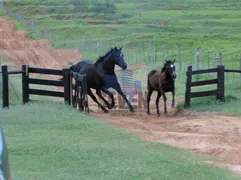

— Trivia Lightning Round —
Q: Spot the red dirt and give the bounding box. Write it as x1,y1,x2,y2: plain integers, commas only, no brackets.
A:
1,16,241,176
0,16,80,70
89,99,241,175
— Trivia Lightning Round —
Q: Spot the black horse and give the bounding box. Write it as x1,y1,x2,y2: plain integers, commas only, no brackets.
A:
70,47,134,113
147,60,176,116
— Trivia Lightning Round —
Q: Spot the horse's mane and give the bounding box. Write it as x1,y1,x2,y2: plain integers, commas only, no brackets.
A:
94,48,114,65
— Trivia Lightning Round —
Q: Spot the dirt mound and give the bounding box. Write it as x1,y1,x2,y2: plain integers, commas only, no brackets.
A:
0,16,80,69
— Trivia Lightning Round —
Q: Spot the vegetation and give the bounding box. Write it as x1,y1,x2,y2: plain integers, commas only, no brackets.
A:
1,1,241,179
0,102,239,180
183,82,241,115
3,0,241,64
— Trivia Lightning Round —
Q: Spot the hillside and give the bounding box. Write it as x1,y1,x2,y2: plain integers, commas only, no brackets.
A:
0,16,80,69
4,0,241,57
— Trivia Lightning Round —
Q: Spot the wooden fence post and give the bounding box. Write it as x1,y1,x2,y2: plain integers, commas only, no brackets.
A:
184,65,192,108
195,48,199,70
213,53,217,68
162,43,166,65
217,65,225,101
69,72,73,105
240,54,241,80
63,68,71,105
178,44,181,71
219,52,222,65
1,65,9,108
22,65,29,104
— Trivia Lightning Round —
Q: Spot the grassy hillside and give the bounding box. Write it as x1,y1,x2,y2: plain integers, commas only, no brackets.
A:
3,0,241,65
0,102,239,180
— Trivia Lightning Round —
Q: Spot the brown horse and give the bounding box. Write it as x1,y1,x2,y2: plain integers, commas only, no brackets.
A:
147,60,176,116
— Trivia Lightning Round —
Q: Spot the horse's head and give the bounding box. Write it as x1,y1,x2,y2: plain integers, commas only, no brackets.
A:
163,60,176,79
112,46,127,70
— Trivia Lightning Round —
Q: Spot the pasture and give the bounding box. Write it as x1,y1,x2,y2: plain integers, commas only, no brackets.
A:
1,0,241,179
5,0,241,65
0,102,240,180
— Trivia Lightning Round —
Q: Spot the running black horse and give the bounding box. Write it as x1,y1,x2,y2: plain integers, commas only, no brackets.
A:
70,47,134,113
147,60,176,116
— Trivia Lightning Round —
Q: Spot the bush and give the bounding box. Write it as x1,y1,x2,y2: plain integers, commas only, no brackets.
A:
91,0,116,14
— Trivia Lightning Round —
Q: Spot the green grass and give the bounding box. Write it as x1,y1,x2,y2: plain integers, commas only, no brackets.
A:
183,81,241,115
0,101,239,180
3,0,241,67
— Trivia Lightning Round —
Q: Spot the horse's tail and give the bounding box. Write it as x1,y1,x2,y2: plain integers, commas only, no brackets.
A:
147,70,157,89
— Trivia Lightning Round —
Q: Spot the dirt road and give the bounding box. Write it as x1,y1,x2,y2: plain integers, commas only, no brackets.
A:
90,102,241,175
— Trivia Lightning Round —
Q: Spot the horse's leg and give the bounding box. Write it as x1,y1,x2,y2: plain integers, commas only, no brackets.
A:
160,88,167,114
101,88,115,109
113,83,134,112
96,89,112,109
147,88,153,115
171,89,175,108
156,91,161,116
87,88,109,113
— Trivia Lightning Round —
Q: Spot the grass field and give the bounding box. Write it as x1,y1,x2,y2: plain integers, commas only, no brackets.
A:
0,102,239,180
3,0,241,66
1,1,241,179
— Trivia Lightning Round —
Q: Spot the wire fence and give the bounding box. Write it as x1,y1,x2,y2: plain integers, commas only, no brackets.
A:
1,1,241,107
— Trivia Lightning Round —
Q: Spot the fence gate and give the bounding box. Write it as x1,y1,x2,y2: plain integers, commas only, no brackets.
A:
1,65,89,114
70,71,88,113
185,65,225,107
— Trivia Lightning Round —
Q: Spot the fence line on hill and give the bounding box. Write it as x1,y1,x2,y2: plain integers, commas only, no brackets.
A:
2,1,241,73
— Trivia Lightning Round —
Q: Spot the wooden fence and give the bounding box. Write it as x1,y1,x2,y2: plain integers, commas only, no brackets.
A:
185,65,241,107
70,71,89,113
1,65,88,113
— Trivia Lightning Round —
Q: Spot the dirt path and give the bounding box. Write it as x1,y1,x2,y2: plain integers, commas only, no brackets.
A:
88,102,241,175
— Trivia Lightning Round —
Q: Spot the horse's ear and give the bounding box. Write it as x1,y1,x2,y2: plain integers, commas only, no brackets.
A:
119,46,122,51
173,59,176,63
114,46,117,50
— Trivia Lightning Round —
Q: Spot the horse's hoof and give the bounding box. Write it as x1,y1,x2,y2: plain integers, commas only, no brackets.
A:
107,102,115,109
107,105,112,110
130,108,135,113
171,105,175,108
103,109,109,113
157,113,160,117
164,112,167,115
147,112,151,115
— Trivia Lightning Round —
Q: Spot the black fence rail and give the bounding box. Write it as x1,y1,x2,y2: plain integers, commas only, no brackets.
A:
22,65,70,104
185,65,241,107
1,65,88,113
185,65,225,107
